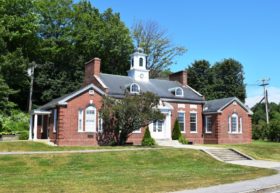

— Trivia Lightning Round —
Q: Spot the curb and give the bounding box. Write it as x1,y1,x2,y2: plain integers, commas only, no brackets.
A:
240,183,280,193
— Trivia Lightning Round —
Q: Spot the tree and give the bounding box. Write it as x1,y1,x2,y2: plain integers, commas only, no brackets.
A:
213,59,246,102
100,92,164,145
0,75,16,114
172,119,181,140
187,60,214,99
141,128,155,146
132,20,186,78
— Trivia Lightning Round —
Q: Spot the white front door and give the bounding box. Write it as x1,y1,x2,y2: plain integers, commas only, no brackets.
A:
149,111,171,139
85,106,96,132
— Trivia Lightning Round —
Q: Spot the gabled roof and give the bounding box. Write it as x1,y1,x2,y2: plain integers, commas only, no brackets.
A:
99,73,204,102
203,97,253,115
38,84,105,110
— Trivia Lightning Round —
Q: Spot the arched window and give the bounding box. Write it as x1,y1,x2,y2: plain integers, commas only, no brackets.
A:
130,83,140,94
85,106,96,132
139,57,143,67
175,87,184,97
131,58,134,67
228,113,242,133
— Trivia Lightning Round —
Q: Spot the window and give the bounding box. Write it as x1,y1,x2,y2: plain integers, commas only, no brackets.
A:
85,106,96,132
131,58,134,67
130,83,140,94
190,112,197,133
228,113,242,134
53,109,57,133
78,109,83,132
205,116,212,133
175,87,184,97
178,112,185,132
139,57,143,67
98,112,103,132
153,120,163,132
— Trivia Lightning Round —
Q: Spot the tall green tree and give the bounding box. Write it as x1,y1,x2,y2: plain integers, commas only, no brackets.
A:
187,60,214,99
213,58,246,102
0,75,16,114
0,0,39,110
132,20,186,78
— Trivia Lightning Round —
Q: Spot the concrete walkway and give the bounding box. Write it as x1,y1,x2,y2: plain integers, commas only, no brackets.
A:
173,172,280,193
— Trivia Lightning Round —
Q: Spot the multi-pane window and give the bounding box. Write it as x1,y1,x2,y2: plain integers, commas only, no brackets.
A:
78,109,83,132
85,106,96,132
175,88,183,97
130,83,140,94
178,112,185,132
228,114,242,134
153,120,163,132
190,112,197,133
205,116,212,133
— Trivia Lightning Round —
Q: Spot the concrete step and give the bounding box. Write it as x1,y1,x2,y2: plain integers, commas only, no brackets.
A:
205,149,251,162
155,139,181,146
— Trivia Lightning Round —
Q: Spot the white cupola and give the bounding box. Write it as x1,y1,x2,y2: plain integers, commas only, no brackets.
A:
127,47,150,81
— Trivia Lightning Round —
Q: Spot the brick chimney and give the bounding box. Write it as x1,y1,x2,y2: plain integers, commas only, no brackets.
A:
169,71,188,85
84,57,101,85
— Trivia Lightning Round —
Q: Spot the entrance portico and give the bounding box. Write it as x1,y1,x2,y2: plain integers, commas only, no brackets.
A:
149,101,173,140
29,110,51,140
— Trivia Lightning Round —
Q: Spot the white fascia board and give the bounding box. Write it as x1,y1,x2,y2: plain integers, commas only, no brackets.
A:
31,110,51,115
57,84,106,105
218,97,253,115
184,85,203,97
94,75,108,89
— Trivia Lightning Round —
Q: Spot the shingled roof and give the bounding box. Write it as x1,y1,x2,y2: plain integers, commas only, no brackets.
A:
99,73,204,102
203,97,253,115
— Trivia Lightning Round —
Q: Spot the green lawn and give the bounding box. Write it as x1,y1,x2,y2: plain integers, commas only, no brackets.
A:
0,149,276,193
223,141,280,161
0,141,145,152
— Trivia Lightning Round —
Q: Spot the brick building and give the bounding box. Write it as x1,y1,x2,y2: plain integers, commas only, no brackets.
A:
29,48,253,146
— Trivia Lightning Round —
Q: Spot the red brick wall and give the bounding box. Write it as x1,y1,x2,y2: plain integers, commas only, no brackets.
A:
56,90,103,146
169,102,204,144
203,114,219,144
215,102,252,144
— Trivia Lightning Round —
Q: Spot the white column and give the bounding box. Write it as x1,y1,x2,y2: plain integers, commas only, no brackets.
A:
33,114,38,140
28,115,33,140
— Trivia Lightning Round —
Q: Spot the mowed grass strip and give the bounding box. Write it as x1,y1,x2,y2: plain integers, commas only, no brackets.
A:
0,141,144,152
0,149,275,193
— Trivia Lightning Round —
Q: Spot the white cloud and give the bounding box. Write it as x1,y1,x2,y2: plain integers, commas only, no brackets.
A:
246,86,280,108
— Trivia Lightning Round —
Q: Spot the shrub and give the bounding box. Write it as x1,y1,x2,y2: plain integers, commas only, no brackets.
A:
178,135,188,144
142,128,155,146
172,119,182,140
19,130,29,140
252,121,267,140
266,120,280,142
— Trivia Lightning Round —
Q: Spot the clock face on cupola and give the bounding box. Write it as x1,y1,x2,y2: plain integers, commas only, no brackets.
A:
127,47,150,82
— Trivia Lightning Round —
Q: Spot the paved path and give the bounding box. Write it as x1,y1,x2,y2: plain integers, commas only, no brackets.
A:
0,147,165,155
173,172,280,193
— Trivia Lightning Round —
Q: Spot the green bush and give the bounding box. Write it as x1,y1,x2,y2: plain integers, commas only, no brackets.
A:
178,135,188,144
266,120,280,142
252,120,267,140
142,128,155,146
0,110,29,135
19,130,29,140
172,119,182,140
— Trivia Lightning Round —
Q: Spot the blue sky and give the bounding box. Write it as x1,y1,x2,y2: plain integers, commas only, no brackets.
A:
91,0,280,106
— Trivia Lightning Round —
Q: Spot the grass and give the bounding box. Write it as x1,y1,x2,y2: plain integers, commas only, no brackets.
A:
0,149,276,193
0,141,147,152
204,140,280,161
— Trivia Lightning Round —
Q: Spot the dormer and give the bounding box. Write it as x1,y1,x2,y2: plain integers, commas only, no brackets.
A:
168,87,184,97
128,48,150,81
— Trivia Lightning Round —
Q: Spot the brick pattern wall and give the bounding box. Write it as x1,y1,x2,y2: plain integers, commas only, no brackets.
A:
215,102,252,144
56,91,103,146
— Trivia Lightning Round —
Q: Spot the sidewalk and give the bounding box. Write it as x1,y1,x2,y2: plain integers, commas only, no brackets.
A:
173,172,280,193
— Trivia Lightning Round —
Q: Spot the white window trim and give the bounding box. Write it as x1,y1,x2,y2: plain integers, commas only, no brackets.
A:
228,113,242,134
85,106,96,132
205,115,212,134
130,83,140,94
239,117,243,133
97,112,103,133
78,109,84,132
152,120,164,133
53,109,57,133
175,87,184,97
178,111,185,133
190,111,197,133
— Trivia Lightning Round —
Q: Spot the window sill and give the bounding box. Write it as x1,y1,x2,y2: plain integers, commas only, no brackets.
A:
190,131,197,134
228,132,242,135
180,131,186,133
205,132,212,134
